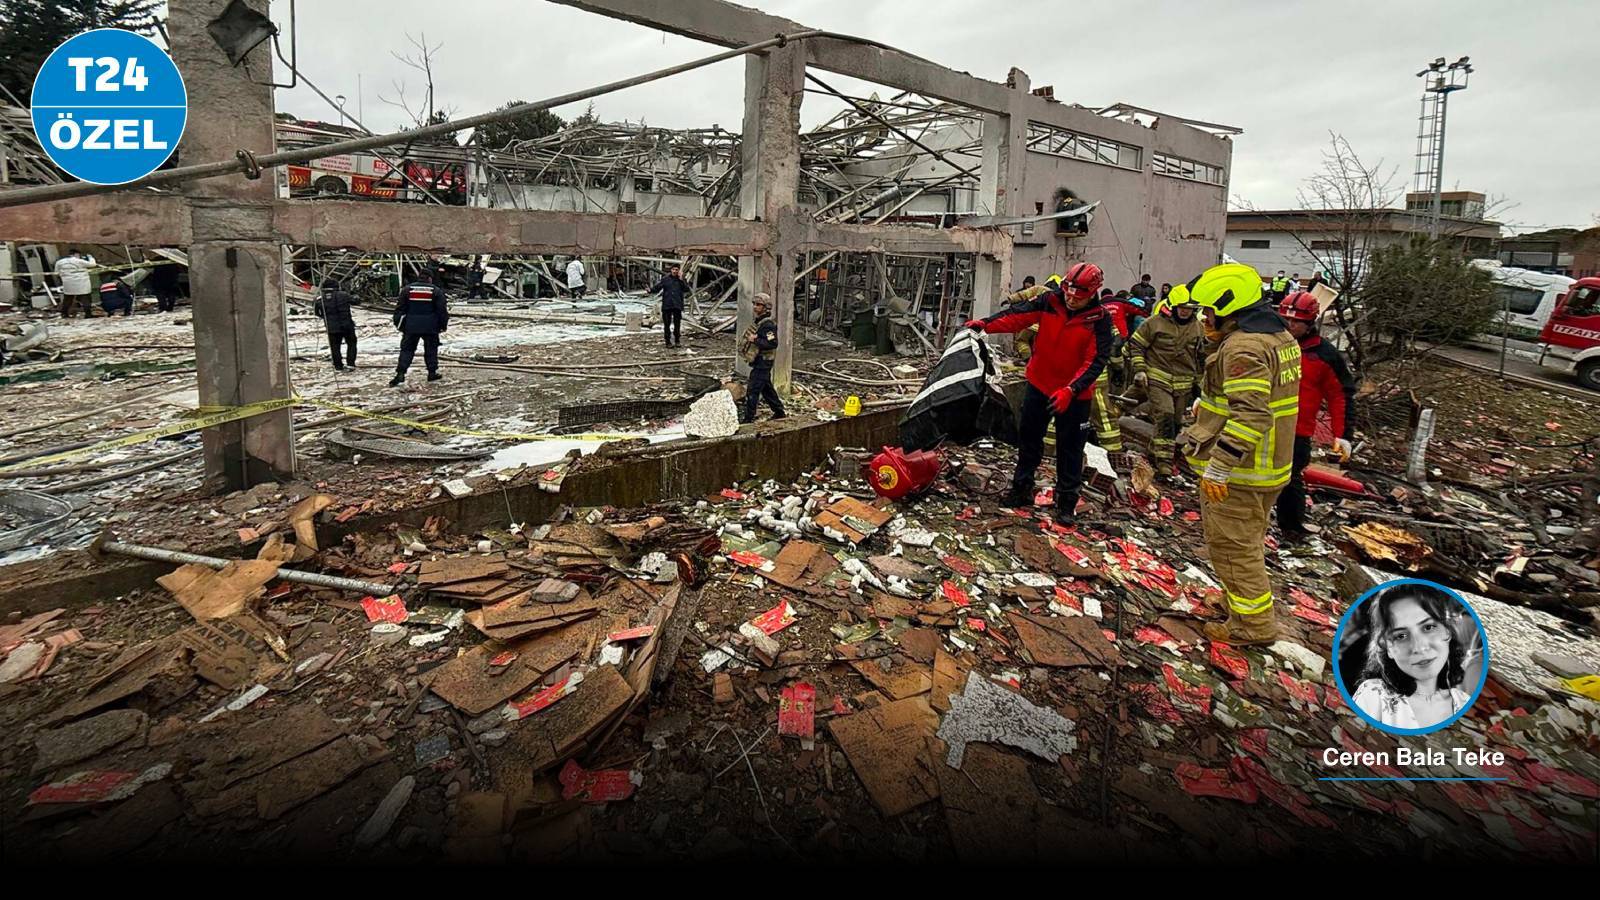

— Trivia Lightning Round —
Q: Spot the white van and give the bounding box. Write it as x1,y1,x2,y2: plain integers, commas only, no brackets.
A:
1471,260,1575,340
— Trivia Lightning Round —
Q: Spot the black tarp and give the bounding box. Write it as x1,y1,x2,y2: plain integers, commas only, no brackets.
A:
898,329,1019,451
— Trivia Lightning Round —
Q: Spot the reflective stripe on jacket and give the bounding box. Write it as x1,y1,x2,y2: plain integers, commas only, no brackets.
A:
1128,311,1205,391
1181,314,1301,490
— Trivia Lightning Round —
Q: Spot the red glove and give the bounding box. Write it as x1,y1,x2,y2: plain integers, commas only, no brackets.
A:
963,319,985,332
1050,387,1073,413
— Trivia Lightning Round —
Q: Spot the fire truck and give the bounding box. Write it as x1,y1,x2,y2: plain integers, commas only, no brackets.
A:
275,120,470,204
1536,276,1600,390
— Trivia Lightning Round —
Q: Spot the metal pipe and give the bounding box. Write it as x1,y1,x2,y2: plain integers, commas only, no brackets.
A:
98,538,399,596
0,29,833,210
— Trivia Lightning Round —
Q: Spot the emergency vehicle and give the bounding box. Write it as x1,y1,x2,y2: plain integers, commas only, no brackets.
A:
1536,276,1600,390
275,121,469,204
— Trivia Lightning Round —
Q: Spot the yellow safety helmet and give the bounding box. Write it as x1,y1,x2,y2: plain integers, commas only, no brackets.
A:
1185,263,1263,318
1151,284,1191,317
1045,273,1062,287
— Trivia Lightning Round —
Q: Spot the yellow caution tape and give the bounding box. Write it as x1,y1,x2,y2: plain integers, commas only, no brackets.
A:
0,395,643,475
0,397,300,475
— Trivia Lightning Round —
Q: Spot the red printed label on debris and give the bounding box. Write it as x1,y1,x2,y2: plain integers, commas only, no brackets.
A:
1158,498,1175,517
1288,587,1322,609
720,488,746,500
1127,682,1185,725
1291,604,1336,629
832,695,850,716
778,682,816,739
506,675,577,720
1174,762,1258,804
1162,664,1212,714
1053,542,1093,568
1239,728,1270,759
1209,642,1251,680
1052,587,1082,612
1323,687,1344,710
729,550,774,572
1276,670,1322,706
28,771,136,805
489,651,518,667
1521,762,1600,799
749,601,796,635
1135,626,1181,652
955,506,978,521
1182,511,1200,522
386,562,409,574
361,594,408,624
1230,755,1334,828
942,581,972,607
559,760,637,803
941,555,977,577
965,617,987,632
608,625,657,642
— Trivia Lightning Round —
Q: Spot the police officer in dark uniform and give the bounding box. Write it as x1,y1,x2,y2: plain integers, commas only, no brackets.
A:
739,292,786,424
391,269,449,386
316,277,359,370
97,274,135,317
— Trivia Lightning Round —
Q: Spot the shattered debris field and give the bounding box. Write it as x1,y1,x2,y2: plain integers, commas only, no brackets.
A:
2,329,1599,862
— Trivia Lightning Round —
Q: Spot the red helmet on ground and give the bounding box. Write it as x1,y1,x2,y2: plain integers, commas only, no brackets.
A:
1278,290,1320,323
1060,262,1104,300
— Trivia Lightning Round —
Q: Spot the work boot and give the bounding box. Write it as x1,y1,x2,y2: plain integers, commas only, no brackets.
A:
1002,484,1033,509
1202,611,1279,647
427,372,443,382
389,374,405,387
1053,506,1076,528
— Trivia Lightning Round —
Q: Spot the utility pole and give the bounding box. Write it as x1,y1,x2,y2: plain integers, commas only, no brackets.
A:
1413,56,1473,239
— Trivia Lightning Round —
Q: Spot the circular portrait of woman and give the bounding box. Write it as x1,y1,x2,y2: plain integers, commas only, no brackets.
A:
1332,578,1490,736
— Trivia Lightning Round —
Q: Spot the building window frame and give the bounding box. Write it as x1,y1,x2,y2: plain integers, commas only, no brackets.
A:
1025,121,1142,172
1153,152,1225,186
1240,238,1271,249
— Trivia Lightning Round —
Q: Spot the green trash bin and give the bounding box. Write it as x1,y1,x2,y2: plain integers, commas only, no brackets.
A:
850,310,876,348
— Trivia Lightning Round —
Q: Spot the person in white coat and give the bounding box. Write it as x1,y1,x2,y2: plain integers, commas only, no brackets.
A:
565,257,586,300
54,248,97,318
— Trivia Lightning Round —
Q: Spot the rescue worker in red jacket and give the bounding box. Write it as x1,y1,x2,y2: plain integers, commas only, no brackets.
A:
965,262,1113,524
1275,291,1357,543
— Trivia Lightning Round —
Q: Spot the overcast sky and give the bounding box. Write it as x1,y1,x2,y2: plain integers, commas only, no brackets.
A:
267,0,1597,233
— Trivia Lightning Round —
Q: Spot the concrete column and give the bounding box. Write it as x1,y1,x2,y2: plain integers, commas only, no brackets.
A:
170,0,294,492
972,95,1026,319
736,42,803,389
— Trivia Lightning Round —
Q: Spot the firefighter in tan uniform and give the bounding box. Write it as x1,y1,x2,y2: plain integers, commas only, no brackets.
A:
1127,283,1205,473
1179,264,1302,646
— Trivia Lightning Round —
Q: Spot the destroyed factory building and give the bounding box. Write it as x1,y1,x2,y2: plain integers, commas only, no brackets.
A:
0,0,1596,869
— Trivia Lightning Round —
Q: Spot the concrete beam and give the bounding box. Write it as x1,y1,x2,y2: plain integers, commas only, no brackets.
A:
0,194,192,246
551,0,1013,112
793,216,1012,259
272,201,773,255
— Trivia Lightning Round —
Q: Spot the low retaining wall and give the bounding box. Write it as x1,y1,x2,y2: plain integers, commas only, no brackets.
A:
1,407,905,612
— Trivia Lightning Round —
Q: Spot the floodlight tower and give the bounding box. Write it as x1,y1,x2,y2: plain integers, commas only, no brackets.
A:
1413,56,1473,237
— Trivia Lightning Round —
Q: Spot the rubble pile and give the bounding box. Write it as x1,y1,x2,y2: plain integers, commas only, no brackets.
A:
2,429,1596,862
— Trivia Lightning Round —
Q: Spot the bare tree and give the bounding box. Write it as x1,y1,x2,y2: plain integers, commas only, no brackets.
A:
378,32,458,144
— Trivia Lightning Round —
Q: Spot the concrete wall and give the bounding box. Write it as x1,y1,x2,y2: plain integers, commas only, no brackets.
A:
1224,228,1342,282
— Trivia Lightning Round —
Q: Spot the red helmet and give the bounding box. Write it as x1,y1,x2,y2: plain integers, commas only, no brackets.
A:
1060,262,1104,300
1278,290,1320,323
